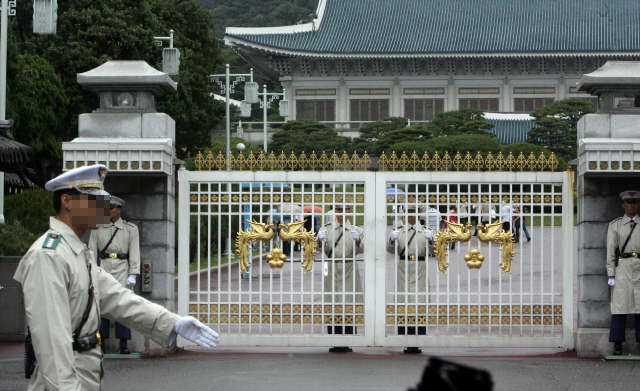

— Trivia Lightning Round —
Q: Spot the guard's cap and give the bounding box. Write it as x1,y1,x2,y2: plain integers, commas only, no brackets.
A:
334,204,351,210
45,165,110,197
620,190,640,202
110,196,125,207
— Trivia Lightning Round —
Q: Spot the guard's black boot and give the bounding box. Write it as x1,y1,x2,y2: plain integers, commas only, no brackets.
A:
329,346,353,353
613,342,622,356
119,339,130,355
404,347,422,354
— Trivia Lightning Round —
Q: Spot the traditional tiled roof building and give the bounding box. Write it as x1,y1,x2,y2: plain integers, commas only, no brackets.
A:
224,0,640,136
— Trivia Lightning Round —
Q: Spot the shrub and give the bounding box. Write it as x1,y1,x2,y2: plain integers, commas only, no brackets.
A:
0,224,38,256
4,188,55,236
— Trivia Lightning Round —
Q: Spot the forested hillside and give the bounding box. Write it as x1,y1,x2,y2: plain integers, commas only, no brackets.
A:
196,0,317,38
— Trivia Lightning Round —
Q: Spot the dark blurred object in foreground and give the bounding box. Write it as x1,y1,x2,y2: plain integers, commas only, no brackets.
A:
409,357,493,391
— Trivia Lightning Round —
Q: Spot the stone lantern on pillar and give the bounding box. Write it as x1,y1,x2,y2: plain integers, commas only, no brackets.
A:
62,61,178,356
575,61,640,357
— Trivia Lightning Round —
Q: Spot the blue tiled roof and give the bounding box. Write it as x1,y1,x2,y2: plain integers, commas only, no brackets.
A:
485,118,536,145
226,0,640,55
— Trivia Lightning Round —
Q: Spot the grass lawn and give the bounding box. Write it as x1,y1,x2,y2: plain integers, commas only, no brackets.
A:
175,254,232,276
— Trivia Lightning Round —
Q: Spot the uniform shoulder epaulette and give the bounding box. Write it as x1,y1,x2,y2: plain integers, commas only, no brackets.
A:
123,220,136,227
42,233,61,249
610,217,623,225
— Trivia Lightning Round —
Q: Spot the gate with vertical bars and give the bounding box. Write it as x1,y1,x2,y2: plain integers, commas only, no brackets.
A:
177,151,573,349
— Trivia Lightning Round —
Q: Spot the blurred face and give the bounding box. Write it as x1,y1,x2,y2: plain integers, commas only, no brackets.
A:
407,209,418,225
335,207,350,224
622,200,640,218
110,205,122,223
65,194,110,230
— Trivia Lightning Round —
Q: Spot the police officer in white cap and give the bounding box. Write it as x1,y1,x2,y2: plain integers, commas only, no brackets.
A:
387,203,435,353
317,204,364,353
89,195,140,354
607,190,640,355
14,165,219,390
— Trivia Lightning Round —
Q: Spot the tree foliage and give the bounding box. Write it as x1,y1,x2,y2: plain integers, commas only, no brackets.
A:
527,98,596,161
3,188,55,236
269,119,351,155
425,108,495,137
375,125,432,156
351,117,409,155
9,0,223,184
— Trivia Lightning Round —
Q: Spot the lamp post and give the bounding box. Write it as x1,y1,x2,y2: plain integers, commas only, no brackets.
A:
258,85,286,152
0,0,16,224
210,65,256,170
153,29,180,76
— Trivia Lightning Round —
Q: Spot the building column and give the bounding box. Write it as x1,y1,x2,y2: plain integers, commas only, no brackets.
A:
558,77,566,101
392,78,402,117
338,78,348,123
502,78,512,112
447,79,456,111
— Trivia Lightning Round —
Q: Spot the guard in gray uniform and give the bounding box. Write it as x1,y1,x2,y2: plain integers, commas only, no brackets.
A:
387,203,434,353
607,190,640,355
317,204,364,353
89,195,139,354
14,165,219,390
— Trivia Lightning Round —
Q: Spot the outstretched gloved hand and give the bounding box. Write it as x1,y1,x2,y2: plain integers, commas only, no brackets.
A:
390,231,400,241
318,230,327,240
424,230,433,240
126,274,136,287
171,316,219,348
351,231,360,241
608,277,615,287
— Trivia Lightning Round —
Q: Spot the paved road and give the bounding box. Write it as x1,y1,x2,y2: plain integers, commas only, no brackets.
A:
2,344,640,391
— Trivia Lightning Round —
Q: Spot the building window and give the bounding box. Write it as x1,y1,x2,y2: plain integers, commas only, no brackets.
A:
513,87,556,94
350,88,390,95
350,100,389,121
459,99,499,111
404,99,444,121
296,100,335,121
514,98,555,112
295,89,336,96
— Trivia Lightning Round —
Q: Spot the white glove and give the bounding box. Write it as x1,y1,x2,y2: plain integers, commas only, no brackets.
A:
126,274,136,287
390,230,400,241
424,230,433,240
172,316,219,348
608,277,615,287
351,230,360,241
318,230,327,240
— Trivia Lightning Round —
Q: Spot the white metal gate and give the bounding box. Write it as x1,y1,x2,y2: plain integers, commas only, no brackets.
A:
177,169,573,349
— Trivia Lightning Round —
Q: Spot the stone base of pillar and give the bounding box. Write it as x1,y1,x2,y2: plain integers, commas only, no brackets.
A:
575,328,639,357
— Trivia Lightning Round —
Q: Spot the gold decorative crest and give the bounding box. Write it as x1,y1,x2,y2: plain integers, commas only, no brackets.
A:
464,249,485,269
278,220,317,273
476,221,515,274
235,220,275,273
193,150,559,172
266,248,286,269
433,222,473,274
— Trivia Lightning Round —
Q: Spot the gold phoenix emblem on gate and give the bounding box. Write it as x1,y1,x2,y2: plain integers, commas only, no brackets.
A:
434,221,515,274
278,220,317,274
235,220,317,273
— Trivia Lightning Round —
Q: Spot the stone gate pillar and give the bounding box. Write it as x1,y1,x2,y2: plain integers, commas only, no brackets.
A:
575,61,640,357
62,61,177,356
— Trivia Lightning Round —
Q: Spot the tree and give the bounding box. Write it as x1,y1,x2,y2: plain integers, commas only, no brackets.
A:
375,125,432,156
425,108,495,137
10,0,223,183
269,119,351,154
527,98,596,161
351,117,408,155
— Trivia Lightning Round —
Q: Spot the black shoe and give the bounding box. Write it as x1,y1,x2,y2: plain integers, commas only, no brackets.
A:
527,237,531,242
119,339,131,355
613,342,622,356
329,346,352,353
403,347,422,354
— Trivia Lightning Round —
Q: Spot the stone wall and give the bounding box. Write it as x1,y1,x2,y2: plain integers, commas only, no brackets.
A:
576,175,640,356
101,174,176,356
0,256,26,342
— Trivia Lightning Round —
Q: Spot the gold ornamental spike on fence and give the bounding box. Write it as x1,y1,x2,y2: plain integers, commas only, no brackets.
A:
192,150,560,172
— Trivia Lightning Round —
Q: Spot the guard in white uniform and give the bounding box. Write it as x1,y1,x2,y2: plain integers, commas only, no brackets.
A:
387,203,434,354
317,204,364,353
89,195,140,354
607,190,640,355
14,165,219,390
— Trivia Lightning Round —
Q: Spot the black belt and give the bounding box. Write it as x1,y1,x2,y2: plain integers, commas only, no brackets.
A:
99,252,129,260
330,259,356,263
72,331,101,352
406,256,426,261
621,252,640,258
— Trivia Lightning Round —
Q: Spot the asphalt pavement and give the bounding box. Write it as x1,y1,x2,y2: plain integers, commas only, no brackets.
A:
2,343,640,391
